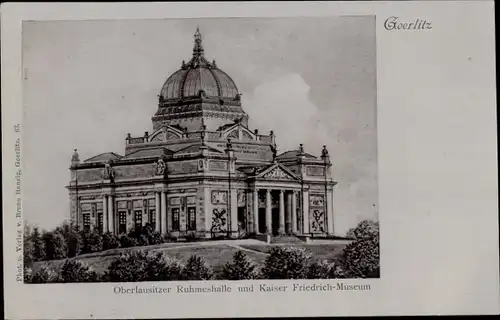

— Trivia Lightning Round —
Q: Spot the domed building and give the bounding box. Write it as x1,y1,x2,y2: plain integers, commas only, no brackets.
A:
67,28,337,241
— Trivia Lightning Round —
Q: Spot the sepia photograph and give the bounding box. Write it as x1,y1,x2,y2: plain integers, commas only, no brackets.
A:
21,16,379,283
3,2,499,319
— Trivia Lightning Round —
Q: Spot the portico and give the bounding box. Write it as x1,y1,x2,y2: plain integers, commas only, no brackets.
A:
251,188,299,235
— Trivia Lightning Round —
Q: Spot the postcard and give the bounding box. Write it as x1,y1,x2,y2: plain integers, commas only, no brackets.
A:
2,1,498,319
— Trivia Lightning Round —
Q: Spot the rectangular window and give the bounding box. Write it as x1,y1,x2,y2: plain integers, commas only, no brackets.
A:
97,212,103,233
187,207,196,231
172,208,180,231
134,210,142,230
149,209,156,229
83,213,91,232
118,211,127,234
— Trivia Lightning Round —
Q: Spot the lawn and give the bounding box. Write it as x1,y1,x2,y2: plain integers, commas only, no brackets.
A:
31,241,348,275
238,243,348,263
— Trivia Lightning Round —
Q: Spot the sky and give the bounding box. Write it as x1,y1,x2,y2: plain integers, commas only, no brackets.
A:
22,16,377,235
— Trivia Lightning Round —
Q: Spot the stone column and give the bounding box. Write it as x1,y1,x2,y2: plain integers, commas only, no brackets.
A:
253,189,259,234
291,191,298,234
230,189,238,237
204,187,212,238
302,190,309,234
327,189,334,235
161,191,167,236
265,189,272,235
279,190,285,235
108,195,115,234
286,191,292,234
155,192,161,232
102,196,108,233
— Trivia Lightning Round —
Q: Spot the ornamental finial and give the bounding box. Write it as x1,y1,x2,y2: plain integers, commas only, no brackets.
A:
193,26,204,57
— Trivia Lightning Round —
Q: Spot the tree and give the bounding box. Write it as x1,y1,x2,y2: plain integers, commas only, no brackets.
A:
261,247,312,279
346,220,379,240
338,237,380,278
55,221,82,257
339,220,380,278
60,259,99,283
307,260,335,279
104,251,182,282
23,224,35,267
181,255,213,280
220,251,258,280
30,227,46,261
42,231,67,260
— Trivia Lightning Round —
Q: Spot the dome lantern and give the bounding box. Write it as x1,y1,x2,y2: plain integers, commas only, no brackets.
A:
153,27,248,131
159,27,240,100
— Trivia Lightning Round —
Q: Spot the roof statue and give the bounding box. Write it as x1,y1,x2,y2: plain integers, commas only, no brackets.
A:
71,149,80,165
103,160,115,180
321,145,329,157
298,143,305,154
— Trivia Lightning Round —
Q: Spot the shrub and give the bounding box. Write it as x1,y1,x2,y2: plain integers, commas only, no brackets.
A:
307,260,335,279
127,224,164,246
128,226,149,246
338,236,380,278
30,265,60,283
147,254,183,281
105,251,149,282
148,231,164,245
181,255,213,280
59,259,99,283
261,247,312,279
136,234,150,246
219,251,258,280
104,251,182,282
23,266,33,283
330,264,348,279
119,234,138,248
102,232,120,250
43,231,67,260
80,230,103,254
346,220,379,240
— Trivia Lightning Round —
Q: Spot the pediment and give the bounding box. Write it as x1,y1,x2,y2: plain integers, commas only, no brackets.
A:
257,163,299,181
148,125,184,143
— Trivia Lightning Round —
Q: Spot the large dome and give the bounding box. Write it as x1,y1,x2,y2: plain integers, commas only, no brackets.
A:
160,28,239,100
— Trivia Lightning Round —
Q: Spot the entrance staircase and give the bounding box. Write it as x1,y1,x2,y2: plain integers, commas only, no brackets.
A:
270,235,303,244
254,234,304,244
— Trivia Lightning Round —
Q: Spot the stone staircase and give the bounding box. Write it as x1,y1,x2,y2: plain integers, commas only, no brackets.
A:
271,235,304,244
254,234,304,244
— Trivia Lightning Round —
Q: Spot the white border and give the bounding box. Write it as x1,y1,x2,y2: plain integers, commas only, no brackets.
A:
2,1,499,318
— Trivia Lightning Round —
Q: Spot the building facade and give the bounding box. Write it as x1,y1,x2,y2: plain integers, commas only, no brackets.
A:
67,28,337,240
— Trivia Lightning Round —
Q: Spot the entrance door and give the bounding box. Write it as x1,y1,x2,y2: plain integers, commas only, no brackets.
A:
271,208,280,235
237,207,246,235
258,208,266,233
